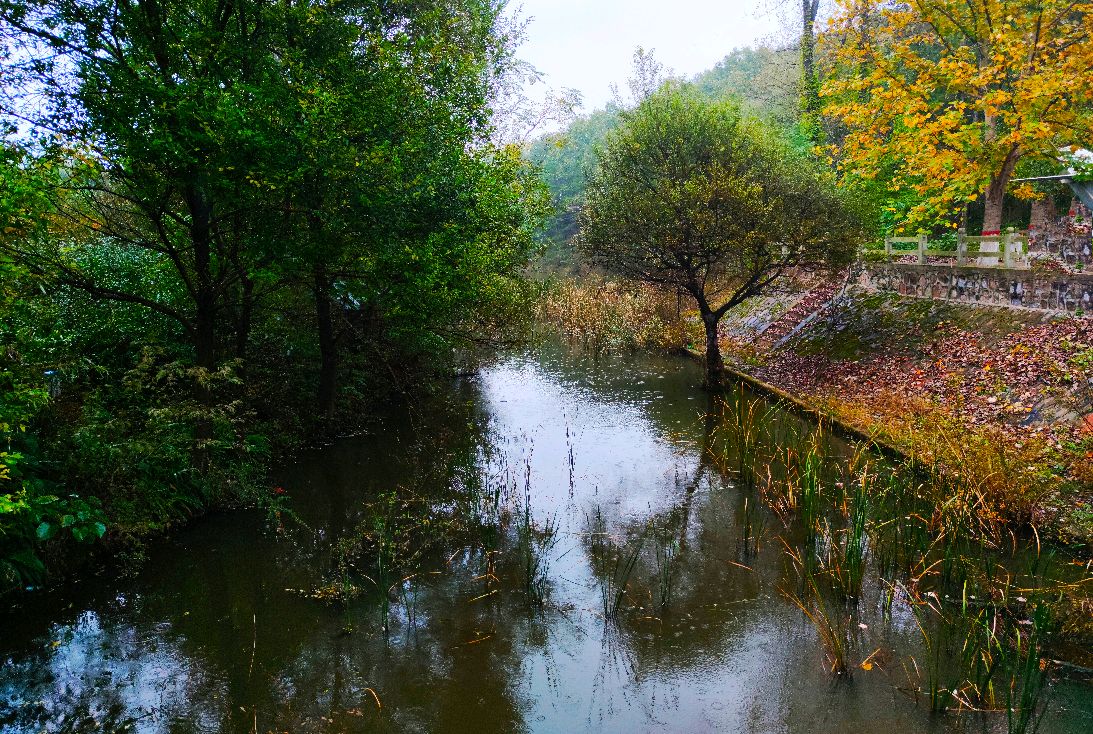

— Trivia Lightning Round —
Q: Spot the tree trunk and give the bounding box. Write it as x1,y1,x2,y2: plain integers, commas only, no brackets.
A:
982,185,1005,235
982,147,1022,235
194,301,217,472
314,265,338,425
702,312,724,389
800,0,821,142
187,183,217,473
234,276,254,364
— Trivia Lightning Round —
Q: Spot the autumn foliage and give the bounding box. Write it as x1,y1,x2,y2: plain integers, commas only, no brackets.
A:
822,0,1093,233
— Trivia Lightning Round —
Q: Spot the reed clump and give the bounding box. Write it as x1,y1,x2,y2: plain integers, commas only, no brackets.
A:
586,508,648,621
781,541,856,677
707,386,781,491
518,457,559,607
710,387,1087,721
535,278,694,352
900,578,1057,732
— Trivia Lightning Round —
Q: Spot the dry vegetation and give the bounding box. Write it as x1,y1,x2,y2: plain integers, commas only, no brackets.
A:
535,278,696,352
736,295,1093,547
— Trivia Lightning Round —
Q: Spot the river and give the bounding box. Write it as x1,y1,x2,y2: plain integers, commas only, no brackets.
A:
2,343,1090,733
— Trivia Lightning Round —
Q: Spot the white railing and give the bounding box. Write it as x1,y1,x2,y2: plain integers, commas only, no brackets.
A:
875,228,1030,269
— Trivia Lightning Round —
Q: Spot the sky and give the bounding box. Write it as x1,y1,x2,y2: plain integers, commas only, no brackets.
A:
514,0,784,112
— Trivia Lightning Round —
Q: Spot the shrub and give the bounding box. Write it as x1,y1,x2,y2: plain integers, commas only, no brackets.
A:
1,370,106,592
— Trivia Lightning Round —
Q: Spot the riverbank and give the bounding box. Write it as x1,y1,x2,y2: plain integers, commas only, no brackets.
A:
718,291,1093,551
539,277,1093,551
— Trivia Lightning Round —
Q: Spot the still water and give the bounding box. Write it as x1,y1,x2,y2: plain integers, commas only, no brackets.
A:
2,344,1091,733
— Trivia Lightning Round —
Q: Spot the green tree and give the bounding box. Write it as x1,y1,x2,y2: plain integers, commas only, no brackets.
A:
0,0,297,477
1,0,546,424
528,45,806,267
527,107,622,258
267,0,547,420
0,0,548,586
692,47,799,125
578,85,864,386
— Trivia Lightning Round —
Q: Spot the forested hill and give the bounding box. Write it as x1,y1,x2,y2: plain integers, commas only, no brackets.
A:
526,46,799,266
691,46,798,123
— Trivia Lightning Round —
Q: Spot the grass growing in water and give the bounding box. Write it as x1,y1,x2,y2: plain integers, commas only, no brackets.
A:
832,468,870,600
651,522,679,614
1006,603,1054,734
781,541,855,677
738,495,765,556
587,508,647,621
707,386,783,491
519,457,559,607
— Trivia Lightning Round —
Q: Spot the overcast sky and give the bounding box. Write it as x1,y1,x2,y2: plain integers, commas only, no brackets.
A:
514,0,783,112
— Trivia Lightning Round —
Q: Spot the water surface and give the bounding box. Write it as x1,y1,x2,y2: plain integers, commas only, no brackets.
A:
2,344,1090,733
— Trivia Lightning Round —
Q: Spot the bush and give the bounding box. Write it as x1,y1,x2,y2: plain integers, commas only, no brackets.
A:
62,349,269,532
1,370,106,592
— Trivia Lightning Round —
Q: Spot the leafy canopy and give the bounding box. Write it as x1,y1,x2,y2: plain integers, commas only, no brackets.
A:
579,84,863,315
822,0,1093,231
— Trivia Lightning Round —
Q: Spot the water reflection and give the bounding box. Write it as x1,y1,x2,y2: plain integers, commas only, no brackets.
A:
1,343,1090,733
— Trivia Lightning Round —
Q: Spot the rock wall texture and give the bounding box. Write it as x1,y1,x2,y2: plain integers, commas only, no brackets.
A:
860,263,1093,315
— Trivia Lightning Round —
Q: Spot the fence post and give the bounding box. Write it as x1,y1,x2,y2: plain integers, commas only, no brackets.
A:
918,232,927,265
957,228,967,266
1004,228,1014,268
884,236,892,260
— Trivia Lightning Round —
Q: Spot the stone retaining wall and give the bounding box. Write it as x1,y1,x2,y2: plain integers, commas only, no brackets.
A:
859,263,1093,315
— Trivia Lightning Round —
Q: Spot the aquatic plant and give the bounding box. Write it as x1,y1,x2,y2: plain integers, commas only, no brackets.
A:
816,467,870,601
651,523,679,614
845,478,869,592
901,568,1058,727
1005,603,1053,734
798,446,823,547
519,457,559,607
870,469,932,579
707,386,781,491
369,490,400,634
587,508,646,621
905,586,954,712
738,495,765,556
750,418,830,541
781,540,854,677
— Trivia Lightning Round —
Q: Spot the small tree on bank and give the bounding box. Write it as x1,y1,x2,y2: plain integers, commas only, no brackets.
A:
578,85,864,387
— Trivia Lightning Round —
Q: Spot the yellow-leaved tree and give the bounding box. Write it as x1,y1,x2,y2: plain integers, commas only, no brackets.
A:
822,0,1093,234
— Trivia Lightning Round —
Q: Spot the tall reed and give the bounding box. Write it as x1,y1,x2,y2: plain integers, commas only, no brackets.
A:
587,508,647,621
799,447,823,546
781,541,854,677
842,472,869,599
519,456,558,607
1005,603,1054,734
